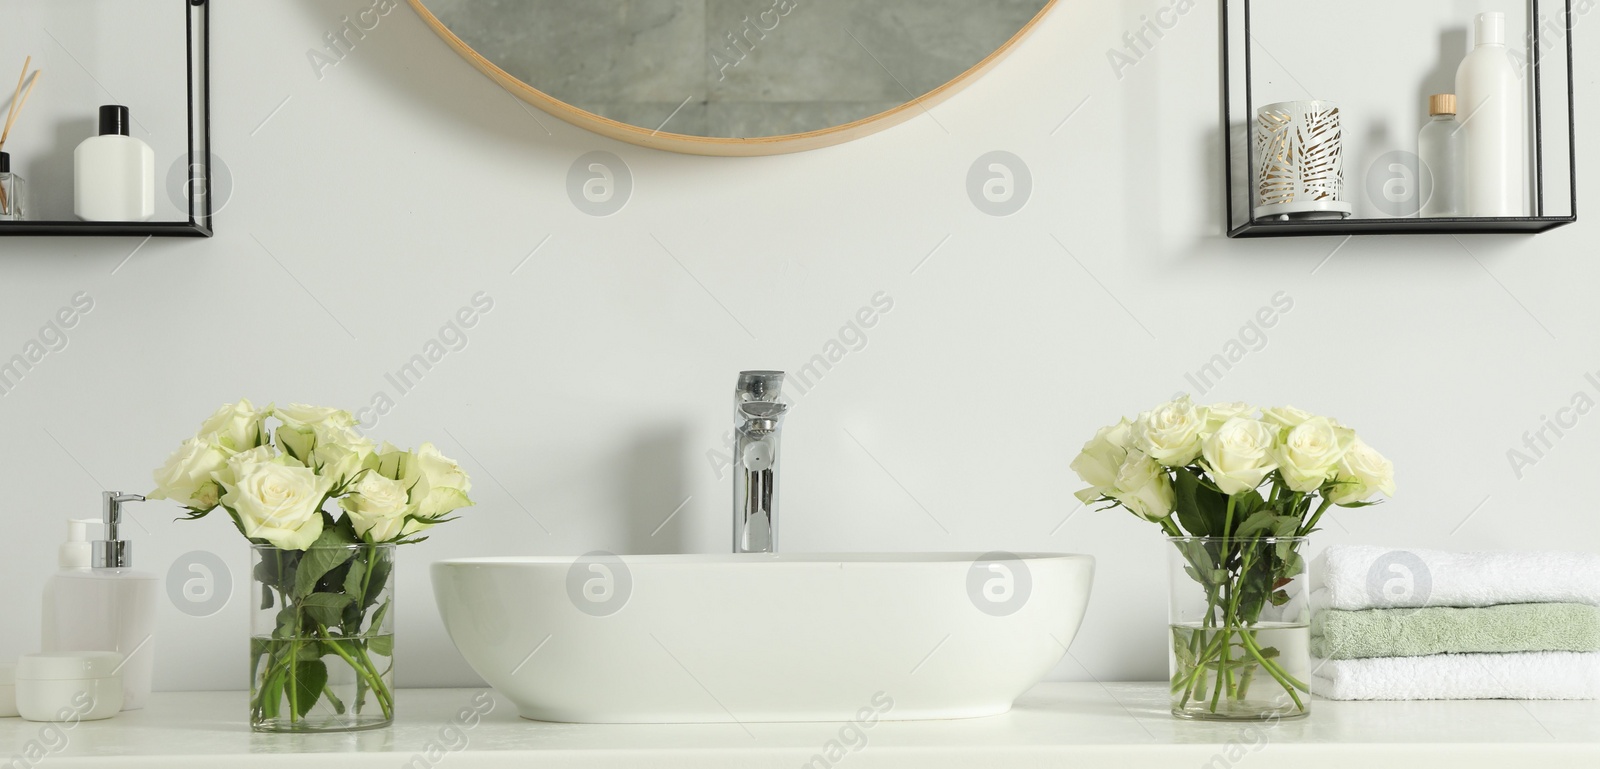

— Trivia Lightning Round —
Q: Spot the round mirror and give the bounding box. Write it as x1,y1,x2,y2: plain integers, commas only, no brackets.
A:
409,1,1057,156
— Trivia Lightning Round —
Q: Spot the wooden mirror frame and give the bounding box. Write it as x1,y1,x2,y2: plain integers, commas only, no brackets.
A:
408,0,1059,156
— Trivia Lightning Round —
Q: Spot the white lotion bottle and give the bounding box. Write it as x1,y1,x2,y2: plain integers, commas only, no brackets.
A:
74,105,154,221
1455,12,1527,216
40,493,159,711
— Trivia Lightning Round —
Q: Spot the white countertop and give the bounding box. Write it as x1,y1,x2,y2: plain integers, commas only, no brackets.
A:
5,683,1597,768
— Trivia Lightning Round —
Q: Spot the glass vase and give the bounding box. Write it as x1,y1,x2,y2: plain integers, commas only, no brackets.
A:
250,543,395,733
1167,537,1310,721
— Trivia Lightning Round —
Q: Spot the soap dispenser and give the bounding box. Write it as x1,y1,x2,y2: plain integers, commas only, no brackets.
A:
40,492,159,711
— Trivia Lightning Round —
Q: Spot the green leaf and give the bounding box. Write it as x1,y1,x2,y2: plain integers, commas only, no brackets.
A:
260,582,274,611
1183,564,1204,585
292,659,328,718
367,634,394,657
273,606,297,638
1234,510,1279,538
1271,516,1302,538
1174,469,1226,537
342,559,367,598
368,599,391,635
294,528,357,598
360,550,392,610
1170,627,1195,668
1231,490,1268,520
1275,536,1304,565
299,592,354,627
330,513,361,542
1279,548,1305,576
254,558,282,591
259,667,284,720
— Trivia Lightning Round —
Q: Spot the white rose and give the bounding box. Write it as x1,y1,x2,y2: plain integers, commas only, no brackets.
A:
312,443,366,489
1261,406,1315,430
1071,419,1132,504
274,403,352,430
274,403,374,463
369,442,408,477
1133,396,1206,467
340,472,410,541
1202,402,1256,432
221,461,332,550
198,399,268,453
1109,450,1175,521
1276,416,1352,492
149,437,227,509
1199,417,1279,495
211,444,279,489
1327,437,1396,505
413,442,472,519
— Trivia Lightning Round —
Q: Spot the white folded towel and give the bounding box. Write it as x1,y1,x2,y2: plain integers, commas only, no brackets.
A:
1310,546,1600,611
1311,651,1600,700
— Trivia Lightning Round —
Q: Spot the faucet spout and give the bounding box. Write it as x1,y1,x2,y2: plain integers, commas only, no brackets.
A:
733,371,787,553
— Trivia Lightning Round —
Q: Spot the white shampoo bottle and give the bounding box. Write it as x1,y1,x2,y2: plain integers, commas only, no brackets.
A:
1455,12,1527,217
41,493,159,711
40,518,97,649
74,105,154,221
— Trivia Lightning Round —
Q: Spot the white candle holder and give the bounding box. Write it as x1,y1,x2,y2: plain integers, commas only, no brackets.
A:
1253,99,1352,220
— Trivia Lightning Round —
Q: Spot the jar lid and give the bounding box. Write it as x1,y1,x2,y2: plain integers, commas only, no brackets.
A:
0,662,14,685
17,651,122,681
1429,94,1456,116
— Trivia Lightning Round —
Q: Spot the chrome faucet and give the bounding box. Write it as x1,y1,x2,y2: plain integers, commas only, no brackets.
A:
733,371,788,553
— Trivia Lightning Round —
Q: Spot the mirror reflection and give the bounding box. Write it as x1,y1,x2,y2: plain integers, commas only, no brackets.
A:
421,0,1051,139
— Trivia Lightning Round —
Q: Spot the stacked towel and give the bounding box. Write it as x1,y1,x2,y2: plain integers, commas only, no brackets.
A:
1313,651,1600,700
1312,603,1600,659
1310,546,1600,610
1309,546,1600,701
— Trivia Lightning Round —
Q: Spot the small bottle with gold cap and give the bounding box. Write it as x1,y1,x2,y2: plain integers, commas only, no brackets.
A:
1419,93,1464,218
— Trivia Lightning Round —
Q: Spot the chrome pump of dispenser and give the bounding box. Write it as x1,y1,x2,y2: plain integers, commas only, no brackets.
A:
733,371,788,554
93,491,146,569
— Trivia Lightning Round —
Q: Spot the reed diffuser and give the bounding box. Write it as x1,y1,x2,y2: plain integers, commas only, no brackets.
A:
1,57,42,220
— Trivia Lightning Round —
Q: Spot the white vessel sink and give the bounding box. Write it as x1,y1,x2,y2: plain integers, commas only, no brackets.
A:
432,552,1094,723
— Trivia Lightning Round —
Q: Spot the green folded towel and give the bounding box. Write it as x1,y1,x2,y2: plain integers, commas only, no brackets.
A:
1311,603,1600,660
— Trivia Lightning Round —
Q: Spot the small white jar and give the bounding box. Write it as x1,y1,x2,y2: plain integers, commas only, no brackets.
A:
15,652,123,722
0,662,18,717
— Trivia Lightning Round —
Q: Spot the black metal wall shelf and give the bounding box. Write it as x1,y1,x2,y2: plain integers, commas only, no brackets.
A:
1232,216,1574,239
0,0,212,238
1223,0,1577,238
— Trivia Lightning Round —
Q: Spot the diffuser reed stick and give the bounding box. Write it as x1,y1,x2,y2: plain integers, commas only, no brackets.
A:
1,57,42,215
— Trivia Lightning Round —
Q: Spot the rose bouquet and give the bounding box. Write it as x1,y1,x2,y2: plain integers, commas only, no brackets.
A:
150,400,474,731
1072,396,1393,719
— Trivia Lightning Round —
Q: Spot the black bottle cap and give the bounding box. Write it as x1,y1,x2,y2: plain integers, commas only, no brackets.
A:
98,105,131,137
0,152,9,173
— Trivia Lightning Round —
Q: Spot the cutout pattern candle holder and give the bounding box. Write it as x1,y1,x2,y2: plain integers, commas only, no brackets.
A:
1253,99,1352,220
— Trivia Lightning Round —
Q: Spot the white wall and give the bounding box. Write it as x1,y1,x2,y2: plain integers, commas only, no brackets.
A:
0,0,1597,692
